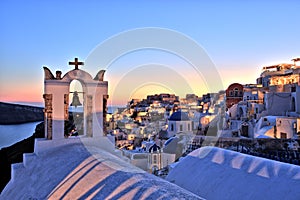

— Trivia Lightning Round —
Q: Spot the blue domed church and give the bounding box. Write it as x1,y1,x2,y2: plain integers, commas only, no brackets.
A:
167,111,192,137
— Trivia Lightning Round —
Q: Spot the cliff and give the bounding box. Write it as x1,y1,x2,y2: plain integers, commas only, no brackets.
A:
0,122,44,194
0,102,44,125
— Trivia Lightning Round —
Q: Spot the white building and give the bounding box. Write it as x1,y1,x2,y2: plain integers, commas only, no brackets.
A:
264,92,292,116
275,117,300,139
254,116,277,138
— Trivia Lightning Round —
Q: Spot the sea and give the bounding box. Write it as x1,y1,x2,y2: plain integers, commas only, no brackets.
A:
0,121,42,149
0,103,124,149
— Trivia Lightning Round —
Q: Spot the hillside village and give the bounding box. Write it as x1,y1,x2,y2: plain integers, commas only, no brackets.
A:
106,57,300,175
1,57,299,199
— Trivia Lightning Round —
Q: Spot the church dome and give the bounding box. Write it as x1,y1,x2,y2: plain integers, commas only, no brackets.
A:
149,143,161,152
169,111,189,121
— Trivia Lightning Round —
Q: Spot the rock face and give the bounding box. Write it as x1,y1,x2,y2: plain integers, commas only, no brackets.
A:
166,147,300,200
0,122,44,194
0,102,43,125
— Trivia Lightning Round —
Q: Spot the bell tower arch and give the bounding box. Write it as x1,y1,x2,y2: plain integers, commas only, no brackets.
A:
43,58,108,140
68,80,84,137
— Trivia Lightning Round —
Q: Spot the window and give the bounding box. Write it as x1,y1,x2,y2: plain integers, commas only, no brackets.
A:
263,118,267,121
291,97,296,111
234,88,239,97
171,124,174,131
153,155,157,163
180,125,183,131
280,132,287,139
188,124,190,131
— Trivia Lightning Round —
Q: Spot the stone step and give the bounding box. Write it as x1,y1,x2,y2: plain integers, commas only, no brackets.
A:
34,138,48,155
11,163,25,183
23,153,37,168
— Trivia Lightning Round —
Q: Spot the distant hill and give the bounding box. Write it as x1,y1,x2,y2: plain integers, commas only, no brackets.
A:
0,102,44,125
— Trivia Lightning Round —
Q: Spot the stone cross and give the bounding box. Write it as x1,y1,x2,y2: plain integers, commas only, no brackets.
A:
69,57,84,70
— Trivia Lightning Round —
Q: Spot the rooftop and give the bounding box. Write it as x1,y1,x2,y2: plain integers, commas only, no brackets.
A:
169,111,190,121
166,146,300,200
1,138,202,199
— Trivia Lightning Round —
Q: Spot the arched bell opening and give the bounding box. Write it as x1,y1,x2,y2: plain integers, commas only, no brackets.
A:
65,80,85,137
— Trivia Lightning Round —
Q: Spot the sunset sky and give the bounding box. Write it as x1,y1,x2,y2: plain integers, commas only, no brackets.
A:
0,1,299,106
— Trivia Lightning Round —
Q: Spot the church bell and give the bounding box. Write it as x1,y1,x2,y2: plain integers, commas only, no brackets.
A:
70,91,82,107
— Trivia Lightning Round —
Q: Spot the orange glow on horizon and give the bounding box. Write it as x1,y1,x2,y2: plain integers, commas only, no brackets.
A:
0,91,43,104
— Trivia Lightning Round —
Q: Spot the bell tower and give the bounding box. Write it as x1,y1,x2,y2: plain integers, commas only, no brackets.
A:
43,58,108,140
